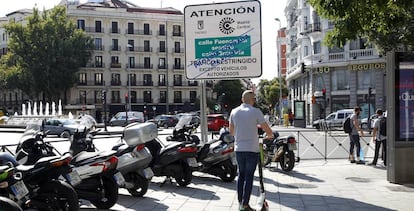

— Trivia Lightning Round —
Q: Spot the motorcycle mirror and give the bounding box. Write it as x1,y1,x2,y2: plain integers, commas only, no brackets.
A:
222,135,234,143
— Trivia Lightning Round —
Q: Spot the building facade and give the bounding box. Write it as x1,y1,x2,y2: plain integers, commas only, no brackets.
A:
284,0,386,124
0,0,209,121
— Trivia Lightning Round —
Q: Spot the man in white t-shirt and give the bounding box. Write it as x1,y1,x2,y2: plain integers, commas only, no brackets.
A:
368,109,387,166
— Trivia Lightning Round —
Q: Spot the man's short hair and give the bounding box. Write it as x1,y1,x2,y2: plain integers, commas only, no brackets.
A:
354,107,361,112
242,90,254,101
376,109,383,115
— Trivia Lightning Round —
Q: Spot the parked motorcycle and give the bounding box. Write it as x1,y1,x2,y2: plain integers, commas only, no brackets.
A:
0,163,26,211
262,130,297,171
68,127,124,209
110,122,157,197
167,116,237,182
1,128,79,211
145,135,198,186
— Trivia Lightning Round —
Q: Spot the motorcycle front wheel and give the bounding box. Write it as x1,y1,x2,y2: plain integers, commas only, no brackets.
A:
0,196,23,211
34,180,79,211
125,172,149,197
175,162,192,187
279,150,295,172
90,176,118,209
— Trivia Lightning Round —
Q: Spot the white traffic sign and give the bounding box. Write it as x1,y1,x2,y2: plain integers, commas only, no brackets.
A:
184,1,262,80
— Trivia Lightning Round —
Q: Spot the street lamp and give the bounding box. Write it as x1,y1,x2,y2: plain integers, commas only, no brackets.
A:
299,32,314,124
275,18,282,120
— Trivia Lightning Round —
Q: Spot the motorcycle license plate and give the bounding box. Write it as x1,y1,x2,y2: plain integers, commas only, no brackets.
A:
66,170,82,186
187,157,198,167
288,143,297,151
143,167,154,179
10,181,29,200
113,172,126,186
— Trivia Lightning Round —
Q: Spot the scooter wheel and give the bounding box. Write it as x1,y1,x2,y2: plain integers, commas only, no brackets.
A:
34,180,79,211
0,196,22,211
175,163,192,186
219,160,237,182
90,176,118,209
126,172,149,197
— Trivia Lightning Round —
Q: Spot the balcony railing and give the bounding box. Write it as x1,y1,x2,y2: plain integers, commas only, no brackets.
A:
173,65,184,70
94,45,105,51
125,46,152,52
85,63,105,68
172,31,184,37
85,27,104,33
111,80,122,86
110,63,122,68
172,48,184,53
77,80,106,86
110,45,121,51
110,28,120,34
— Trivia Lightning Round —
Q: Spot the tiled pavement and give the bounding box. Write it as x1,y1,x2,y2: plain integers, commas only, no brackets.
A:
80,159,413,211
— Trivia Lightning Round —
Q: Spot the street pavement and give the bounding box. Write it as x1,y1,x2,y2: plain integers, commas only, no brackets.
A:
2,125,413,211
82,126,413,211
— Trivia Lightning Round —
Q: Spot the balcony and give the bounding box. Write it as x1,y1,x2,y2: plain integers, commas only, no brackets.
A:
110,63,122,68
125,46,152,52
172,48,184,53
94,45,105,51
173,65,184,70
111,80,122,86
110,45,121,52
85,27,104,33
110,28,120,34
172,31,184,37
77,80,106,86
85,63,105,68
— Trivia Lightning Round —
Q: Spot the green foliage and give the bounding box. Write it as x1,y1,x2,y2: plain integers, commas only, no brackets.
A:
1,6,93,100
257,77,287,112
212,80,244,111
309,0,414,52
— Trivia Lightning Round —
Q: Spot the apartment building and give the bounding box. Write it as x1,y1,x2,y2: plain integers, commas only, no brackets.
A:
284,0,386,124
1,0,207,120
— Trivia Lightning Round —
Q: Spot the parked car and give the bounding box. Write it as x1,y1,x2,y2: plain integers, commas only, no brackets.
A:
207,114,228,131
43,118,82,138
109,111,144,126
147,114,179,128
312,109,354,130
361,111,387,130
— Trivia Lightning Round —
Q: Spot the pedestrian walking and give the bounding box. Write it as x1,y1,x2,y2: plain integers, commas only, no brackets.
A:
368,109,387,166
229,90,273,211
349,107,364,164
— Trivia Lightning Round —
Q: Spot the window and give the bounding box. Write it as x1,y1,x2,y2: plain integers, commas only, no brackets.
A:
174,58,181,69
94,90,102,104
357,70,375,90
173,25,181,36
174,91,182,103
112,39,119,51
304,46,309,57
144,57,151,68
159,24,165,35
79,90,87,104
94,73,103,85
95,38,102,50
144,40,150,52
112,22,118,33
95,20,102,32
190,91,197,103
95,56,103,67
331,68,349,91
313,41,321,54
143,74,152,86
144,23,150,35
159,58,166,69
77,19,85,30
173,75,182,86
160,91,166,103
128,22,134,34
159,74,166,86
128,40,134,51
111,91,120,103
111,56,119,64
144,91,152,103
174,42,181,53
128,73,136,86
128,57,135,68
79,73,87,85
111,73,121,85
159,41,166,52
131,91,137,103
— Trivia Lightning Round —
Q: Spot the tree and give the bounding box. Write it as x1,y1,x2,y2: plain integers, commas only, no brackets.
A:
257,77,287,114
212,80,244,112
308,0,414,52
1,6,94,101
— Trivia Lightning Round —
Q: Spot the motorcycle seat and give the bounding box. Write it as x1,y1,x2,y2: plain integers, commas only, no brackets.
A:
159,142,183,156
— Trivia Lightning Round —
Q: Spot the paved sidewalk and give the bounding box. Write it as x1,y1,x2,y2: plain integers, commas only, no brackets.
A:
80,159,413,211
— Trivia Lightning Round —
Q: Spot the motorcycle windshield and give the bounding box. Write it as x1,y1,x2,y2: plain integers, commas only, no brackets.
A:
175,116,192,130
21,120,43,141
